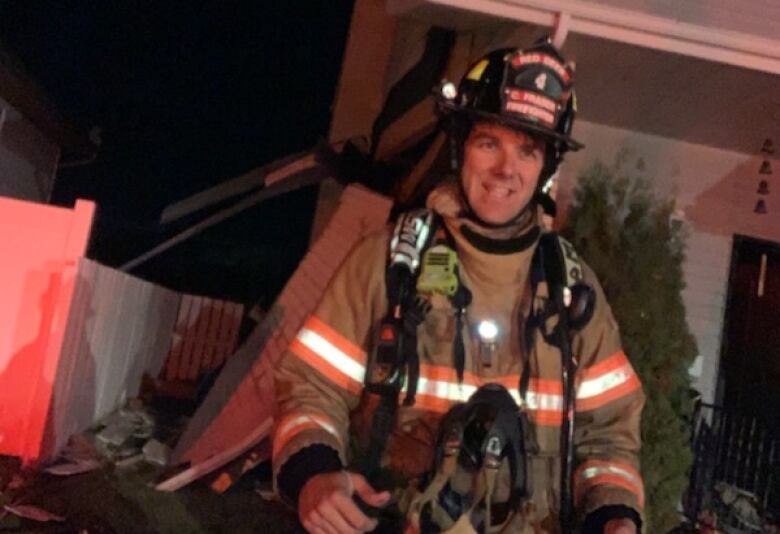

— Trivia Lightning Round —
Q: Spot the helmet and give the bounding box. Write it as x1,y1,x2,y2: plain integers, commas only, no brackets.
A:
436,39,583,182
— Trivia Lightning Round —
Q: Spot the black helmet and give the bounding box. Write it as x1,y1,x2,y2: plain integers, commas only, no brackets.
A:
436,39,583,181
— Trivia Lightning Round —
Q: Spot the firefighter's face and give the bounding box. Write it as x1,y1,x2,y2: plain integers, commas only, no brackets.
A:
461,122,545,225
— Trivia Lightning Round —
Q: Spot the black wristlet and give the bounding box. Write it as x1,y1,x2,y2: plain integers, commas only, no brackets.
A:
582,504,642,533
276,444,343,506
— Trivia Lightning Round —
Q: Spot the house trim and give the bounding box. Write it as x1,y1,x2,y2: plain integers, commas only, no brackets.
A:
388,0,780,74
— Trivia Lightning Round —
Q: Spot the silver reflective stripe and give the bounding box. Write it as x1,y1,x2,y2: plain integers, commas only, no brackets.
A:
273,413,343,461
577,364,634,399
409,378,564,413
409,377,477,403
276,414,339,442
296,328,366,383
524,390,564,411
580,464,639,486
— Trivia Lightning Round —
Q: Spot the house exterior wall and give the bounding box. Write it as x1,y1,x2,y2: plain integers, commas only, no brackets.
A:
557,120,778,404
0,95,60,202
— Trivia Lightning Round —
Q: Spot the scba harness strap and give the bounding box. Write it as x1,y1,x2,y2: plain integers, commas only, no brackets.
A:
361,209,439,482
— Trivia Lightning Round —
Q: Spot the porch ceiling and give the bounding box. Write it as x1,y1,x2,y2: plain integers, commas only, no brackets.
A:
562,32,779,155
389,1,780,155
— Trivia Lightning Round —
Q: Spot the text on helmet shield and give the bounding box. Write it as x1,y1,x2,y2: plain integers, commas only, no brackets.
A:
511,52,571,83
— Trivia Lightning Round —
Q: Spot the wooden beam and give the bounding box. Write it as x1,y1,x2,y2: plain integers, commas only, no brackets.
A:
156,418,272,492
121,157,323,272
159,152,312,225
328,0,398,144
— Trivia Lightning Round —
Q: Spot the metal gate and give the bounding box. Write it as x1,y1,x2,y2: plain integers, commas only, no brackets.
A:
684,403,778,532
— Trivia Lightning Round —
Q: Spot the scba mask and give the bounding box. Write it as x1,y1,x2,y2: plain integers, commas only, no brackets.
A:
407,384,530,533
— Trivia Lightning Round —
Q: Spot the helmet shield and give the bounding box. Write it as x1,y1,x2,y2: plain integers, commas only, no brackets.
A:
437,41,583,153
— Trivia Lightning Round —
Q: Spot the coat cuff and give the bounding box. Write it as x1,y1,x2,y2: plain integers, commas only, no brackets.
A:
582,505,642,533
276,444,344,507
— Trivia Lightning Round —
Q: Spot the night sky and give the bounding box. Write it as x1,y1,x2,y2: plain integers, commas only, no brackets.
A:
0,1,355,304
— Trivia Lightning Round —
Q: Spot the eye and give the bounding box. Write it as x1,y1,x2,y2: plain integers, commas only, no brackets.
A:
518,144,541,160
477,138,497,150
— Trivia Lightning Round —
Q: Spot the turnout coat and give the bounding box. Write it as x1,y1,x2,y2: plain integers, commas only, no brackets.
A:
272,182,644,531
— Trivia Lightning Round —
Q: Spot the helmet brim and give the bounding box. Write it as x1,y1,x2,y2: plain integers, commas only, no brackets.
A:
439,101,584,152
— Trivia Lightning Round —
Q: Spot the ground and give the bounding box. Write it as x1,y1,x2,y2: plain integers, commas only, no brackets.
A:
0,456,302,534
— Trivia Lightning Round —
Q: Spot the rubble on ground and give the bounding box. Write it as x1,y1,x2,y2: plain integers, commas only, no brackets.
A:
46,396,186,477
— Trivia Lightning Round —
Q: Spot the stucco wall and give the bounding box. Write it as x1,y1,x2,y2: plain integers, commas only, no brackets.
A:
0,96,60,202
557,120,778,404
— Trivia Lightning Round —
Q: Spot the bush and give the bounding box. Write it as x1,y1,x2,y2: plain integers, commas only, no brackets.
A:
563,160,698,532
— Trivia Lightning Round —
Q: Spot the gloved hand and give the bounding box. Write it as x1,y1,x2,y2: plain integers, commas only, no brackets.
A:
299,470,391,534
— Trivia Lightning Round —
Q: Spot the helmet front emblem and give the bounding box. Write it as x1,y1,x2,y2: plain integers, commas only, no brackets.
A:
534,72,547,91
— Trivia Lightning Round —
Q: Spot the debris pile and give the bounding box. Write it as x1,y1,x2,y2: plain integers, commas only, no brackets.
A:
45,396,186,478
92,399,172,468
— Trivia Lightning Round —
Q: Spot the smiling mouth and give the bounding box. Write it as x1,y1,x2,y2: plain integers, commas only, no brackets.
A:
483,183,514,199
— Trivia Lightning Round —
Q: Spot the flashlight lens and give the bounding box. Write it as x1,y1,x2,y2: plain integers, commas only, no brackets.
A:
442,82,457,100
477,320,499,341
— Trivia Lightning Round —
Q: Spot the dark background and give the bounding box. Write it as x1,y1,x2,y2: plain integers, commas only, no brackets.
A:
0,1,355,305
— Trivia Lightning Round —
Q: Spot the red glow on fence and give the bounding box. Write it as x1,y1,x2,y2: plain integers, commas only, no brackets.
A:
0,196,94,463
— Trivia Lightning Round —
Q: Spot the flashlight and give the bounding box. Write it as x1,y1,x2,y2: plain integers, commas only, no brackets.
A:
476,319,499,368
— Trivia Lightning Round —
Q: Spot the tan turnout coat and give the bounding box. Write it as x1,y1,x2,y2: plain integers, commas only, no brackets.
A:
273,183,645,532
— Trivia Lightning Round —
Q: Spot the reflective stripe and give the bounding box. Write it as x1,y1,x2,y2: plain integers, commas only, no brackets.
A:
578,365,634,397
406,365,565,425
577,351,641,411
289,318,637,419
273,413,342,461
574,459,645,508
289,316,366,395
414,376,477,403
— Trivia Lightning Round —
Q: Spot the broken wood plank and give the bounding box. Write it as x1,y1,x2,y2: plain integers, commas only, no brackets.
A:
121,161,326,272
159,151,309,224
155,417,272,492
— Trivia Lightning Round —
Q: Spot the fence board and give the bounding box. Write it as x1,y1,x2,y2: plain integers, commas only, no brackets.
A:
158,295,243,383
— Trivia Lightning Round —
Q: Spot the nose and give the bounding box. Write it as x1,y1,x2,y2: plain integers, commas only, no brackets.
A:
492,146,519,179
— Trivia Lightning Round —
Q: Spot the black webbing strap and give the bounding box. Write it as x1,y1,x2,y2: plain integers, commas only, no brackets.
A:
524,232,579,533
438,224,472,384
369,27,455,158
361,213,440,479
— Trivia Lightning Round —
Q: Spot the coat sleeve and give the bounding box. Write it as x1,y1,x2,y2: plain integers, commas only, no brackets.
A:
571,263,645,521
272,229,389,501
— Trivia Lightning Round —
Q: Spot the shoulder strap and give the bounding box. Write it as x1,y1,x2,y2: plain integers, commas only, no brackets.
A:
526,231,593,534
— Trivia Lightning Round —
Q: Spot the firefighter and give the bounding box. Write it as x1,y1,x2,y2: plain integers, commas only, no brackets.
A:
272,40,644,533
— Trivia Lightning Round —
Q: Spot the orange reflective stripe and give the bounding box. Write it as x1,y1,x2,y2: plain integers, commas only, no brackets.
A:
577,351,641,411
581,350,630,380
289,315,366,396
574,459,644,509
529,378,563,395
529,410,563,425
272,412,342,462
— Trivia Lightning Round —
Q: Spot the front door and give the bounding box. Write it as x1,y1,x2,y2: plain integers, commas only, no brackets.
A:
719,235,780,428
